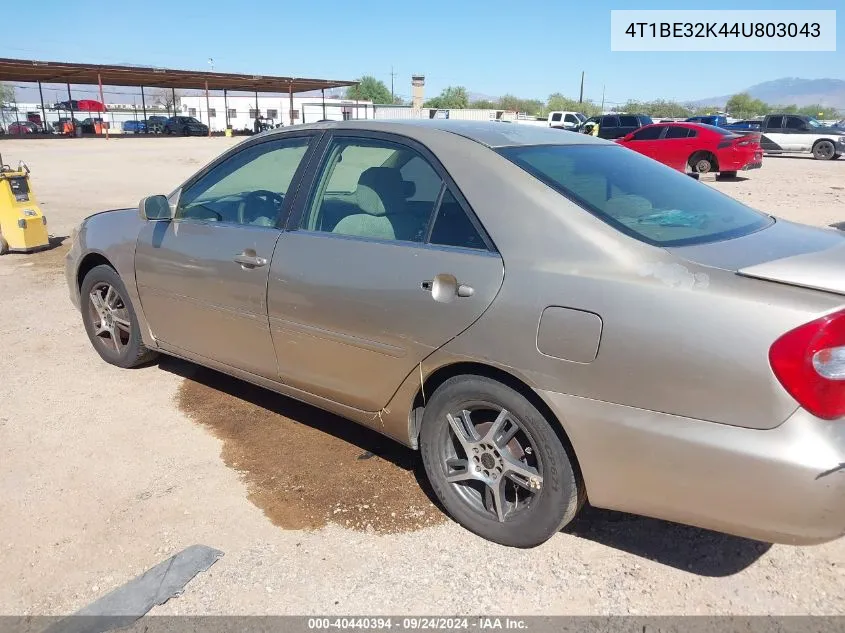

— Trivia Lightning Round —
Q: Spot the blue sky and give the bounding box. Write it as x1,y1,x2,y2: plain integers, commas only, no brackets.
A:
2,0,841,104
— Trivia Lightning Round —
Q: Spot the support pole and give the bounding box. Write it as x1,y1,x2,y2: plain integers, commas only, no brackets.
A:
205,81,211,136
254,91,259,133
97,73,109,139
579,71,585,104
289,83,294,126
38,81,47,135
171,87,177,116
67,82,74,135
321,88,326,120
224,89,229,129
140,85,147,133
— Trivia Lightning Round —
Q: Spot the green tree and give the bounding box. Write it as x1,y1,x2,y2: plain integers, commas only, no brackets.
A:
424,86,469,109
797,104,840,118
346,76,393,104
0,83,16,128
725,92,768,118
469,99,499,110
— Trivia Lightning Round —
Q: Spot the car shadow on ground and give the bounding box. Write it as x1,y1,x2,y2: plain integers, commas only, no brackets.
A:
714,174,751,183
157,356,772,574
831,221,845,231
564,505,771,576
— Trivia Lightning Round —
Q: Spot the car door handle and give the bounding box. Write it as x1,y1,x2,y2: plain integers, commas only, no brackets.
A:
233,253,268,268
421,274,474,302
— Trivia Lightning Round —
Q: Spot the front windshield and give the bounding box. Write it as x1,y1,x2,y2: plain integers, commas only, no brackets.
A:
807,118,822,128
498,144,773,247
179,117,200,124
575,113,587,122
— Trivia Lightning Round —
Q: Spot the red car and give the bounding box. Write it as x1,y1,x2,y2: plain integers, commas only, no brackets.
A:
616,122,763,178
7,121,39,135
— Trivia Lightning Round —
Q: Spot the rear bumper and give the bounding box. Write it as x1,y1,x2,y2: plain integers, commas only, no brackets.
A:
742,160,763,171
541,391,845,545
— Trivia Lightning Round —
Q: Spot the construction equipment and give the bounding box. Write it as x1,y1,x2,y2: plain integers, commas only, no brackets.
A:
0,153,50,254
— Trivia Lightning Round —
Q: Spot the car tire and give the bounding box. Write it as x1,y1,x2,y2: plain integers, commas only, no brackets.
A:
182,127,191,136
812,140,836,160
420,375,583,548
0,234,8,255
689,152,716,174
80,265,158,369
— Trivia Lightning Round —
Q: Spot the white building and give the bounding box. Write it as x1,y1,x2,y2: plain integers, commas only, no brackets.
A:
179,94,374,131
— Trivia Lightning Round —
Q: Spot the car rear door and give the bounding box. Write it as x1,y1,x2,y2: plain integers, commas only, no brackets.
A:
598,115,620,138
267,131,505,412
134,132,318,379
760,116,786,152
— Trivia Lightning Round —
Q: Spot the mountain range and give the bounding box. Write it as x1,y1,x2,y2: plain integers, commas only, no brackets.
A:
690,78,845,109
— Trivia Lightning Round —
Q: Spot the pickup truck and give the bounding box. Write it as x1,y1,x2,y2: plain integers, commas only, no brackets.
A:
686,115,729,128
757,114,845,160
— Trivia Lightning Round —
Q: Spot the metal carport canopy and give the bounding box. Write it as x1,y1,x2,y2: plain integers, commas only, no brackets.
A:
0,57,358,93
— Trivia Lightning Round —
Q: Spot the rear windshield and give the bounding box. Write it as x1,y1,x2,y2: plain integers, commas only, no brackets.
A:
498,145,773,247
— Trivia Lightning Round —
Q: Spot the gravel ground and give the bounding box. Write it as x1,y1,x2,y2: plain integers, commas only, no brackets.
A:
0,137,843,616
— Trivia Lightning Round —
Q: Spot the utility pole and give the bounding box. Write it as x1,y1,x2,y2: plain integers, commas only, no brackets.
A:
579,71,585,104
390,66,397,101
600,85,605,112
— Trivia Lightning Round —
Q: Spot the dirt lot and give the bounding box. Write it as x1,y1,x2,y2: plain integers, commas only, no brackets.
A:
1,137,844,616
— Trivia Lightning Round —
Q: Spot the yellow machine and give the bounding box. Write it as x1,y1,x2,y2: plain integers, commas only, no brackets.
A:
0,154,50,254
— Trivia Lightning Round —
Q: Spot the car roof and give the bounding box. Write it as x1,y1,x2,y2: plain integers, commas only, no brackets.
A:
265,119,612,149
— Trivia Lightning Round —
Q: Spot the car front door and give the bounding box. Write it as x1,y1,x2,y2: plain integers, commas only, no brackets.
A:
134,133,316,379
268,132,505,412
783,115,813,151
622,125,666,161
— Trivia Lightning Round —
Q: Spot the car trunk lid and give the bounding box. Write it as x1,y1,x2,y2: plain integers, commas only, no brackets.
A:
668,219,845,296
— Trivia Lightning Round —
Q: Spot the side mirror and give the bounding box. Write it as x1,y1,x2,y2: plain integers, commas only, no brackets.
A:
139,195,172,221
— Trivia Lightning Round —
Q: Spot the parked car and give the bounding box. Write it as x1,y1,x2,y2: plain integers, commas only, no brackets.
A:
164,116,209,136
146,116,168,134
757,114,845,160
81,118,109,133
616,122,763,177
578,113,653,139
834,119,845,130
52,117,83,133
7,121,39,134
547,111,585,131
686,114,729,128
724,119,763,132
65,120,845,549
122,120,147,134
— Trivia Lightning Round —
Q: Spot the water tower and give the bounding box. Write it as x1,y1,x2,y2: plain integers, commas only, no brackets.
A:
412,74,425,109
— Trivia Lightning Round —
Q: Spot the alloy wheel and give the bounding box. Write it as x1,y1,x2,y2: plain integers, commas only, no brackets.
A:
87,282,132,354
440,402,544,523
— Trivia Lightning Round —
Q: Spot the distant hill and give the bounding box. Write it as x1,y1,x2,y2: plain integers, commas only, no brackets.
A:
691,78,845,109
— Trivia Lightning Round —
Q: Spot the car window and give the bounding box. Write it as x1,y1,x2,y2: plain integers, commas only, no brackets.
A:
564,114,578,123
664,126,691,139
630,126,664,140
301,138,442,243
784,116,806,130
618,116,639,127
638,116,654,126
601,116,620,127
767,116,784,130
399,155,443,203
497,144,773,247
551,113,562,122
176,137,310,226
428,189,486,250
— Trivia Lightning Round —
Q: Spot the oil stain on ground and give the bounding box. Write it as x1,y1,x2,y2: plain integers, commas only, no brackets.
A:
175,362,446,534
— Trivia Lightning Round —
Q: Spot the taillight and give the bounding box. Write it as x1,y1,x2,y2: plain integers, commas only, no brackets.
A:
769,309,845,420
736,139,753,147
